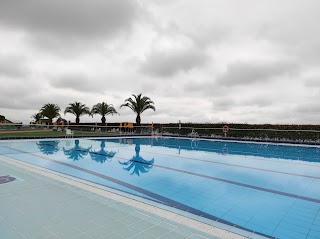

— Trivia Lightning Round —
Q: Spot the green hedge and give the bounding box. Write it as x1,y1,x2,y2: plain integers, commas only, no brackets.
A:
160,123,320,142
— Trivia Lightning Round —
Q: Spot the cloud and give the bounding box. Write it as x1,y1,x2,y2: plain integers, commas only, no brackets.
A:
294,103,320,113
305,77,320,87
255,1,320,65
0,55,29,78
140,46,208,77
213,96,273,111
0,0,320,125
217,60,299,86
50,73,103,93
0,0,140,38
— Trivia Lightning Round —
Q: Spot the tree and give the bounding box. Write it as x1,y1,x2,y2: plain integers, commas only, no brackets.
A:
118,144,154,176
40,103,61,125
91,102,118,126
64,102,90,124
120,94,155,126
63,140,91,161
37,141,60,155
90,140,116,163
31,113,42,123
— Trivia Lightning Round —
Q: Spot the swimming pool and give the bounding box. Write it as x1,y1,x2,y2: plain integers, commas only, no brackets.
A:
0,137,319,239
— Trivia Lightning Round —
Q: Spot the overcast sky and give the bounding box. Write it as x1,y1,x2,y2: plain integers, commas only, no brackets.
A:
0,0,319,124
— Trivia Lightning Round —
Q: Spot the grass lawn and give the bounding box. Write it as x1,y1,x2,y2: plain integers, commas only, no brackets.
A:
0,130,118,138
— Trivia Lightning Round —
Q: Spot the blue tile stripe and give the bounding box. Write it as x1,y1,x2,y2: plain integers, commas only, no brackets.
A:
3,148,275,239
122,147,320,180
127,158,320,204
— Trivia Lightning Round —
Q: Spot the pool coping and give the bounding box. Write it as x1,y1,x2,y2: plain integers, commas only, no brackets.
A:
0,133,320,147
0,154,272,239
1,135,320,148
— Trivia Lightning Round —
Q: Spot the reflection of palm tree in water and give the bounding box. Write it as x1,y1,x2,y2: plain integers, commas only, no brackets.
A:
37,141,60,155
63,140,91,161
119,144,154,176
90,140,116,163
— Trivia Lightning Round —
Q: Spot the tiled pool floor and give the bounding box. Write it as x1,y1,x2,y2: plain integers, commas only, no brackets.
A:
0,159,227,239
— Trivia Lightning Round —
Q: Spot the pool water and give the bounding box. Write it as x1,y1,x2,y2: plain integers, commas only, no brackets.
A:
0,137,319,239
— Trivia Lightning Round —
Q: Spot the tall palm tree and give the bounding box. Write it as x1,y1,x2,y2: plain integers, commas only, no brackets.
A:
31,112,42,123
40,103,61,125
118,144,154,176
63,140,91,161
91,102,118,126
64,102,90,124
120,94,155,126
90,140,116,163
36,141,60,155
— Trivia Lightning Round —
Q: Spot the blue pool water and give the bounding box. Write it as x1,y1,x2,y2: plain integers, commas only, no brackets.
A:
0,137,319,239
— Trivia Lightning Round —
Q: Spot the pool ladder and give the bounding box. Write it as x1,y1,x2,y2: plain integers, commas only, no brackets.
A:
190,129,200,148
190,128,200,139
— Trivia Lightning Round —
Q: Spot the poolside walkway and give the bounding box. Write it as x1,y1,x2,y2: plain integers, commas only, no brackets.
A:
0,156,250,239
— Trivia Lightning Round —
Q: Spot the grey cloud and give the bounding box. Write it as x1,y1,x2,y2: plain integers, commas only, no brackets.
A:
256,2,320,65
0,0,139,38
247,97,273,108
187,26,230,48
50,71,140,94
294,103,320,113
140,47,208,77
50,73,104,93
305,78,320,87
183,80,229,97
213,98,236,110
1,0,319,125
0,87,52,110
217,61,299,86
213,97,272,111
0,55,29,78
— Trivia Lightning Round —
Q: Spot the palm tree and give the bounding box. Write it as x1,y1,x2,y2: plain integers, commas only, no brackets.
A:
91,102,118,126
90,140,117,163
119,144,154,176
40,103,61,125
64,102,90,124
31,112,42,123
63,140,91,161
120,94,155,126
36,141,60,155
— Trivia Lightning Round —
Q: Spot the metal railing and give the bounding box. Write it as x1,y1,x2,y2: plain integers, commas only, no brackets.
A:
162,126,320,144
0,123,157,139
0,123,320,145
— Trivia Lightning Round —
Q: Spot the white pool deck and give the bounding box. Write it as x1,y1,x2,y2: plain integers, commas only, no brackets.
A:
0,154,266,239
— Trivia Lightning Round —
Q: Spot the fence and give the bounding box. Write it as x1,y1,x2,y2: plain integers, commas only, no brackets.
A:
161,126,320,144
0,123,319,144
0,123,155,139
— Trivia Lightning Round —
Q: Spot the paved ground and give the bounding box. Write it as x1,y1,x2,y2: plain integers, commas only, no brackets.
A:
0,160,221,239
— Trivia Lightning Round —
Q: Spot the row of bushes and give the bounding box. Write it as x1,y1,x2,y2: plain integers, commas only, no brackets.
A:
160,123,320,142
63,123,320,141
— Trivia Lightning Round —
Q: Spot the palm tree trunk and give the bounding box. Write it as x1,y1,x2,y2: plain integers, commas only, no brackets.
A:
136,114,141,126
101,116,106,126
136,114,141,134
76,117,80,124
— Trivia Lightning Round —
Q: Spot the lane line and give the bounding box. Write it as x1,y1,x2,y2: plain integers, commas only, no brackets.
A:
119,147,320,180
0,151,273,238
4,144,320,204
0,156,252,239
